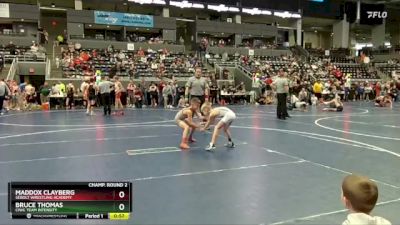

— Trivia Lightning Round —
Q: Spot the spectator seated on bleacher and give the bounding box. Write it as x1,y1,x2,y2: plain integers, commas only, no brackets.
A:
0,42,32,63
61,45,208,79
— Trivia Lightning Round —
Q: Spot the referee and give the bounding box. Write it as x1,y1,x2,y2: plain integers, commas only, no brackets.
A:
185,67,209,105
273,70,290,120
98,76,114,116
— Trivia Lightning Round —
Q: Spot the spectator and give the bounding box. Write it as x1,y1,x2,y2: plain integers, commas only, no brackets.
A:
127,81,136,107
375,82,382,97
9,81,19,110
148,82,158,107
0,79,11,115
113,76,124,115
39,82,51,104
341,174,391,225
25,82,36,110
6,41,16,55
364,82,373,102
162,81,173,109
43,28,49,44
57,81,66,95
313,80,323,101
51,83,60,96
134,84,143,109
30,42,39,52
66,82,75,109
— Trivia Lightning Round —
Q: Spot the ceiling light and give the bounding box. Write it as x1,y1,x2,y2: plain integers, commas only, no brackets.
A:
274,11,301,19
242,8,272,15
208,4,239,12
170,1,204,9
128,0,166,5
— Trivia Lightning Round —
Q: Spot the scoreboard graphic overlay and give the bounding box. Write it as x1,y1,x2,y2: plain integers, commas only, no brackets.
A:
8,182,132,220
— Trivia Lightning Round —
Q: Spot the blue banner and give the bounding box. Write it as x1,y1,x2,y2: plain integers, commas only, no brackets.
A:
94,11,154,28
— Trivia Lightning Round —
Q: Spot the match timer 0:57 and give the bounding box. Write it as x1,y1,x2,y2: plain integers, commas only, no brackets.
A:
109,212,130,220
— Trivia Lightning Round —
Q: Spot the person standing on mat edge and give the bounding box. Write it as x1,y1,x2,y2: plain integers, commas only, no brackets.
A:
114,76,125,116
185,67,209,106
0,79,11,115
86,78,98,116
98,76,114,116
273,69,290,120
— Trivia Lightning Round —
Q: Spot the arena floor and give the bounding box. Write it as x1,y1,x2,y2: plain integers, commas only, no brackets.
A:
0,103,399,225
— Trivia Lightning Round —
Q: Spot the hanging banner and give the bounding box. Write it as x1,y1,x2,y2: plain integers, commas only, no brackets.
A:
127,43,135,51
94,11,154,28
360,4,386,25
0,3,10,18
248,49,255,56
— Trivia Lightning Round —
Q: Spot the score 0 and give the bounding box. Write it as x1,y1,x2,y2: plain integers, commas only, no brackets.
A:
115,190,129,212
118,191,125,199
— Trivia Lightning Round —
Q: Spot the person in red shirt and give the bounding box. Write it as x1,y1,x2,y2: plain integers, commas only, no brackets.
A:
375,82,381,98
333,68,343,80
137,48,145,57
80,51,90,62
74,57,81,66
265,76,273,86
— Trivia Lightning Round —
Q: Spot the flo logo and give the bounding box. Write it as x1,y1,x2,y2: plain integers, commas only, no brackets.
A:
367,11,388,19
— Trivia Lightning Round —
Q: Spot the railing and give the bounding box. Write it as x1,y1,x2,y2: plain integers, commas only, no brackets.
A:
6,57,18,81
52,41,56,62
0,32,29,37
293,45,310,60
236,64,253,78
46,58,51,80
14,54,46,62
214,61,237,68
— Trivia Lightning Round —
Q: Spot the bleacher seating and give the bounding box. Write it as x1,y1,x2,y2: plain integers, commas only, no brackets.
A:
375,63,400,77
0,45,31,63
330,57,356,64
334,64,379,79
62,48,208,79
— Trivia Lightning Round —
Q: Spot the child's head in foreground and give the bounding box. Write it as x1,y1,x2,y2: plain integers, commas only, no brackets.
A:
341,174,378,214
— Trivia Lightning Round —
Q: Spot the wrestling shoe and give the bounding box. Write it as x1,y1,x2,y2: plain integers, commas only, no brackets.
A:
224,142,235,148
205,143,216,151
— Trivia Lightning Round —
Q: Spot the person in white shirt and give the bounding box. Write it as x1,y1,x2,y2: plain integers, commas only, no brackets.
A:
364,82,373,102
178,96,185,108
201,103,236,151
30,42,38,52
291,94,307,111
341,174,391,225
25,82,36,110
